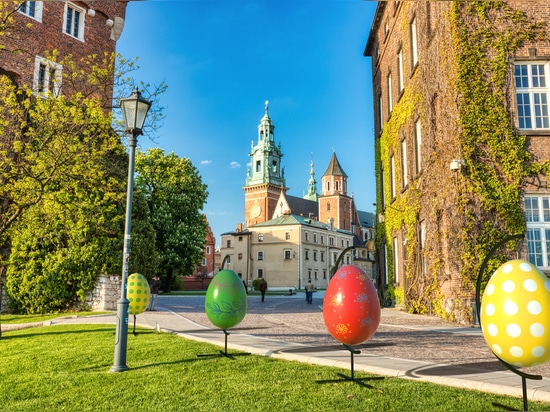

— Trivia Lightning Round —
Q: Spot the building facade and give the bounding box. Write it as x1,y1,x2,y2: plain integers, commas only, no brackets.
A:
192,219,216,278
365,1,550,322
222,105,375,291
1,1,127,97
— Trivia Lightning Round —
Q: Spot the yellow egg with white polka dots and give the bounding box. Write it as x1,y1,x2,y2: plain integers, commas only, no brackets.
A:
481,260,550,368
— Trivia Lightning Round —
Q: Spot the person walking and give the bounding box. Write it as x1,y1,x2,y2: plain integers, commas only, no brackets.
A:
148,275,160,311
305,279,314,304
259,278,268,302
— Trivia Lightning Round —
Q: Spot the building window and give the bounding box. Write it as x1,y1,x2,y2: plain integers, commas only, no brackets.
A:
525,195,550,268
64,3,85,40
257,269,263,278
201,258,206,266
284,249,291,260
19,1,43,21
238,236,243,241
387,73,393,113
415,120,422,174
390,155,396,199
393,236,400,283
398,47,404,93
206,246,211,255
401,138,408,188
258,233,263,242
321,252,325,262
329,237,334,246
313,251,318,261
238,253,243,260
378,93,384,131
33,56,62,96
226,255,231,264
320,235,325,244
257,251,264,261
323,270,327,279
313,233,317,243
256,160,261,172
515,63,549,130
305,232,309,241
226,240,232,248
332,252,338,265
305,250,309,260
327,202,331,211
410,16,418,68
285,232,290,240
314,271,318,280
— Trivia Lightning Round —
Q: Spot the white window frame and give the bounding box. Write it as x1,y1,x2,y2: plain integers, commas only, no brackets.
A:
19,1,43,21
401,138,408,188
33,56,62,97
410,16,418,68
393,236,400,284
415,120,422,174
388,73,393,113
525,195,550,269
64,2,85,41
390,155,396,199
257,251,264,261
283,249,291,260
398,47,404,93
515,62,549,130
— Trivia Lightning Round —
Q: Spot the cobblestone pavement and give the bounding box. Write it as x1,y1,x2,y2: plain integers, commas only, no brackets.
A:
160,294,550,379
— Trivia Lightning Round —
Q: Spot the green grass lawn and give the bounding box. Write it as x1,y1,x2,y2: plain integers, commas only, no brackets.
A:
1,311,108,324
1,324,549,411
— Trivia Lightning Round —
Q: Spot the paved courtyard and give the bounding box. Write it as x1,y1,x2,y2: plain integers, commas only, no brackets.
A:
160,293,550,379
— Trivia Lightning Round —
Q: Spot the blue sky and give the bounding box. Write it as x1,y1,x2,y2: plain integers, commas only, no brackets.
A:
117,1,377,244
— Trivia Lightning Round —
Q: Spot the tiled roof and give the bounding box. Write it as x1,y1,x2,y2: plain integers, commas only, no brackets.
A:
322,152,348,178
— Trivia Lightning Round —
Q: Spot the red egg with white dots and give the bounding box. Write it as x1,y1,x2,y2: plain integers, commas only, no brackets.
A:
323,265,380,345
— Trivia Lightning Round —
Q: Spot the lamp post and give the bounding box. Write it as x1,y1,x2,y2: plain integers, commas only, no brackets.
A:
111,87,151,372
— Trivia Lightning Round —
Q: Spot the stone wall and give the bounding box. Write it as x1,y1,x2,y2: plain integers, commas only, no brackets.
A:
85,274,121,311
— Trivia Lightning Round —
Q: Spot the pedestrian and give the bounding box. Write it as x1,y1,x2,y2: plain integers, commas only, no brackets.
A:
239,274,248,294
305,279,314,304
259,278,267,302
148,275,160,311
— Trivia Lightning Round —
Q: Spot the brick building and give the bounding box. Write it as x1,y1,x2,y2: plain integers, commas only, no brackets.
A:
365,1,550,322
1,1,127,97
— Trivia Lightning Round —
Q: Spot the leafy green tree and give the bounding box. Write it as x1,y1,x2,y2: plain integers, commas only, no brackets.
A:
135,148,208,291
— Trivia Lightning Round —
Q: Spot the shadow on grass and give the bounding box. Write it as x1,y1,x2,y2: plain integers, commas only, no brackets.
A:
1,327,115,339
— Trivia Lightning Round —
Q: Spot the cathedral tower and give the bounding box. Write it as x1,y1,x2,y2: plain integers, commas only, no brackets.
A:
318,152,355,232
244,101,287,227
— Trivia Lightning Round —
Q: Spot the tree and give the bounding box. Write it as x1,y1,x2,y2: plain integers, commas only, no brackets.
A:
0,57,163,313
135,148,208,291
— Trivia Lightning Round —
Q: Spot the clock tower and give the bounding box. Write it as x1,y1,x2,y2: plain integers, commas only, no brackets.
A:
244,101,287,227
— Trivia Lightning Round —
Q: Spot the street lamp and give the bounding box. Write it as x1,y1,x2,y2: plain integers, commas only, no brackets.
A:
111,87,151,372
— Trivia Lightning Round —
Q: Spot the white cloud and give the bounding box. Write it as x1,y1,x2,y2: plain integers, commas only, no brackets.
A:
201,160,212,165
230,161,241,168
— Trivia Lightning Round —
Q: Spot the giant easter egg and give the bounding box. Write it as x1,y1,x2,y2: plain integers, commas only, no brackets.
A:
205,269,247,329
323,265,380,345
127,273,151,315
481,260,550,368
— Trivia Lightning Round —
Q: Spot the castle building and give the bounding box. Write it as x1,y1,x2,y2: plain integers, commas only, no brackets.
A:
364,1,550,322
221,103,375,291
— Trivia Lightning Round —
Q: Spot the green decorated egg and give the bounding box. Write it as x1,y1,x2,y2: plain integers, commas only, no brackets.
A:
127,273,151,315
205,269,247,329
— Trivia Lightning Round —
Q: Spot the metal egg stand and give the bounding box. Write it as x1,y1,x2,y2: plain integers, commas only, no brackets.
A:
476,233,542,412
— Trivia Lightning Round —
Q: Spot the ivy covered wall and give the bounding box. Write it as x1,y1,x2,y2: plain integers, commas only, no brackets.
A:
373,1,548,323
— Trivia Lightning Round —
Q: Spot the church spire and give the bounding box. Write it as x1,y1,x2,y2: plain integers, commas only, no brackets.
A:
303,155,318,201
245,101,285,187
